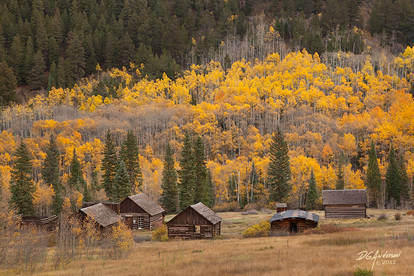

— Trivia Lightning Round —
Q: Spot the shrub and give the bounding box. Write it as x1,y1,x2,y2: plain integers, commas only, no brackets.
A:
242,220,270,238
303,224,358,235
354,268,373,276
394,213,401,220
212,202,240,212
406,210,414,216
377,214,387,221
108,222,134,258
152,225,168,242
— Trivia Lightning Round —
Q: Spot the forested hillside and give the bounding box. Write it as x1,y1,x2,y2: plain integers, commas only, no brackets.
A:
1,0,414,103
1,44,414,215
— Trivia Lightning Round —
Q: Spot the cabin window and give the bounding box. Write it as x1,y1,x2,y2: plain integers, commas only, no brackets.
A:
195,225,201,233
138,217,144,229
289,222,298,233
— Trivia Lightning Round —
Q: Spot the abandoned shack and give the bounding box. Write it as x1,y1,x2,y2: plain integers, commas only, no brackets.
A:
21,215,58,231
120,193,165,230
276,203,287,213
270,210,319,235
167,202,222,239
79,203,122,232
322,189,367,218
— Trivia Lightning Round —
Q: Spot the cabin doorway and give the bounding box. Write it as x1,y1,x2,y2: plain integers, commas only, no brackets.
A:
289,222,298,233
137,217,144,229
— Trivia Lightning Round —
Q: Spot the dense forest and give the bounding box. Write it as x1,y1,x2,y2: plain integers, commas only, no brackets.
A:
0,0,414,99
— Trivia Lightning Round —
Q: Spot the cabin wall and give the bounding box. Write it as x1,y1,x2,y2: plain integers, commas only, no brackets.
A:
271,218,317,235
167,224,218,239
120,199,164,230
168,207,211,225
324,204,366,218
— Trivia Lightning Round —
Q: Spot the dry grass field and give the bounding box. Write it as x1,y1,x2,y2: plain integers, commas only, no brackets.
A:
5,209,414,276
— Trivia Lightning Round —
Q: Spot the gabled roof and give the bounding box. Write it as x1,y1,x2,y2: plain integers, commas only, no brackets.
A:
322,189,367,205
126,193,165,216
270,209,319,223
190,202,222,225
80,203,122,228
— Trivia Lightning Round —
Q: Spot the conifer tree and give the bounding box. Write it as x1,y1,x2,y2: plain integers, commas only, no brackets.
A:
24,37,34,83
10,142,35,215
120,130,142,193
56,56,65,88
398,154,410,203
366,141,381,207
336,159,345,190
102,130,117,200
193,135,209,204
41,135,63,215
160,143,178,213
267,128,291,202
178,132,195,209
65,31,85,87
386,147,401,207
205,169,214,207
68,149,84,192
28,50,46,90
306,170,318,210
0,62,17,106
113,160,131,202
8,35,24,84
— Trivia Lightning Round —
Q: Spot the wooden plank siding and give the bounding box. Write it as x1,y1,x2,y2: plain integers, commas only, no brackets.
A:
120,198,164,230
324,204,366,218
271,218,317,235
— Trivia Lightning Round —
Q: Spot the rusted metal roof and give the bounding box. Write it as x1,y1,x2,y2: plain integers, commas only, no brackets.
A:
322,189,367,205
80,203,122,227
190,202,222,225
127,193,165,216
270,209,319,223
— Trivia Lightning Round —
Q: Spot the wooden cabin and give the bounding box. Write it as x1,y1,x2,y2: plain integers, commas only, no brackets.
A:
276,203,287,213
79,203,122,232
270,209,319,235
21,215,58,231
167,202,222,239
322,189,367,218
120,193,165,230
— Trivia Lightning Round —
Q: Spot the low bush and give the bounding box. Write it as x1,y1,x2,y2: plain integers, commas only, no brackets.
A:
394,213,401,220
212,202,241,212
303,224,358,235
377,214,387,221
354,268,373,276
152,225,168,242
406,210,414,216
242,220,270,238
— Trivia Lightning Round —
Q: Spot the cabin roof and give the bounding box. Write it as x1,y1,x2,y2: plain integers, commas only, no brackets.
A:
190,202,222,224
270,209,319,223
80,203,121,227
276,203,287,208
126,193,165,216
322,189,367,205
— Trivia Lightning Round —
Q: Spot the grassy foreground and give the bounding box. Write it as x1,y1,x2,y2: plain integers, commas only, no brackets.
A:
16,210,414,275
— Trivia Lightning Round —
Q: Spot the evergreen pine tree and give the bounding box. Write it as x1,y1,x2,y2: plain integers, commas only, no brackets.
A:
0,62,17,106
102,130,117,200
41,135,63,215
386,147,401,207
205,169,214,207
336,159,345,190
398,154,410,203
267,128,291,202
306,170,318,210
160,143,178,213
10,142,35,215
178,132,195,209
8,35,24,84
120,130,142,193
28,50,46,90
113,160,131,202
56,56,65,88
193,135,208,204
68,149,84,192
23,37,34,84
366,141,381,207
65,31,85,87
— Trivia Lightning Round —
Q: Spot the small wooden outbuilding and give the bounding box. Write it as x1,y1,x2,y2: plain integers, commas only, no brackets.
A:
276,203,287,213
270,209,319,235
79,203,122,232
322,189,367,218
120,193,165,230
21,215,58,231
167,202,222,239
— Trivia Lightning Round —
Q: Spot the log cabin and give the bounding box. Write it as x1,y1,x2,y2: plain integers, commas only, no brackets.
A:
270,209,319,235
120,193,165,230
20,215,58,231
79,203,122,232
167,202,222,239
322,189,367,218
